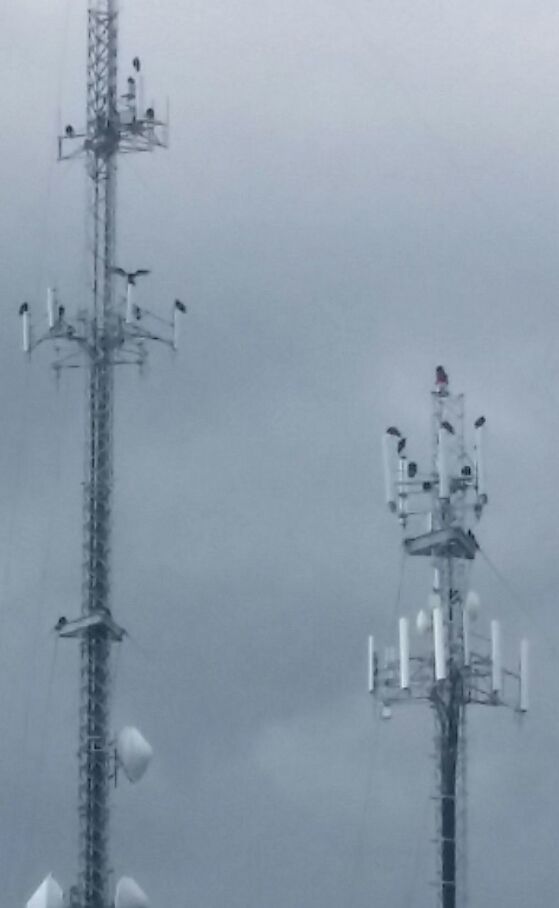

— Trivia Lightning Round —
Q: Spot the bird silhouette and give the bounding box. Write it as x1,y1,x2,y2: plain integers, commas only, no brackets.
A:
111,267,150,285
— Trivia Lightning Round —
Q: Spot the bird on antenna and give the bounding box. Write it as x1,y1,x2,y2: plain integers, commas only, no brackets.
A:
435,365,449,392
112,267,151,285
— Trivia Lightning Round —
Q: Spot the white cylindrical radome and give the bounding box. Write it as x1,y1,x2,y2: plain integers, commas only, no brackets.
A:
433,606,446,680
438,428,450,499
519,638,529,712
47,287,55,329
491,619,502,693
399,617,410,689
475,420,487,503
382,433,396,512
126,281,134,324
367,634,375,693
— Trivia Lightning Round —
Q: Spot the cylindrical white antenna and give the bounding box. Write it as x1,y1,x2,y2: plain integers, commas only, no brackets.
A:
433,606,446,680
173,310,179,350
20,302,30,353
463,607,471,667
173,299,186,350
138,72,145,120
428,591,442,612
438,428,450,499
126,280,134,324
47,287,56,329
382,432,396,512
491,619,502,693
129,77,137,117
368,634,375,693
399,617,410,689
519,638,529,712
475,416,488,504
397,453,408,522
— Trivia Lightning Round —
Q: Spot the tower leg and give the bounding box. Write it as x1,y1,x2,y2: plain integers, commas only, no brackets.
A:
437,682,461,908
79,353,115,908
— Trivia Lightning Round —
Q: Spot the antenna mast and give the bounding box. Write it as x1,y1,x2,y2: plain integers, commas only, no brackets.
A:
371,367,528,908
22,1,185,905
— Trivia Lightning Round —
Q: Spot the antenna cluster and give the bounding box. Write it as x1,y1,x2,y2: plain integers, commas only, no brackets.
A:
58,49,168,161
381,366,488,528
19,281,185,371
370,367,528,908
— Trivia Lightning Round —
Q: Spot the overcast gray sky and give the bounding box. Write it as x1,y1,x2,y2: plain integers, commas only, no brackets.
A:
2,1,559,905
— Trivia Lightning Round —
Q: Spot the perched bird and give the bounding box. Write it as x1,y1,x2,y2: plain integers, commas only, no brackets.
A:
111,267,150,285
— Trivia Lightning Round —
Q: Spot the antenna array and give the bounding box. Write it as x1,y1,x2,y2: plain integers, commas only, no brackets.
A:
370,367,528,908
22,1,185,906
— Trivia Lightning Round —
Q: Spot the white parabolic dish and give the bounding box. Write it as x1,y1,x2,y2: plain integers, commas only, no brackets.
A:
26,874,64,908
116,726,153,783
115,876,149,908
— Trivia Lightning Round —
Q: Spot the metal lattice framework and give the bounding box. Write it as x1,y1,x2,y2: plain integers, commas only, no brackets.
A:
370,368,528,908
21,2,184,906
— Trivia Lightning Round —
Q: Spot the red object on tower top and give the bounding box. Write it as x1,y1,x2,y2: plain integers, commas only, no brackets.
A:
435,365,449,393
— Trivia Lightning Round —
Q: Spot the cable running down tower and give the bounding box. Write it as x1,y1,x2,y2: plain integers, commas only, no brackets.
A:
369,367,528,908
21,2,185,906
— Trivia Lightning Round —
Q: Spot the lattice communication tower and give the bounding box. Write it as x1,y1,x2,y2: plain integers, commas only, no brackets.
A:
21,2,185,906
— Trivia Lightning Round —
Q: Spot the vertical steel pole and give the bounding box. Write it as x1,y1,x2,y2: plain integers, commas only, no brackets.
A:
439,683,460,908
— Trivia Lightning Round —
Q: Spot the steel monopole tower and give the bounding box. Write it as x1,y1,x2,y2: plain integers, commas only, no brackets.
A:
369,367,528,907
